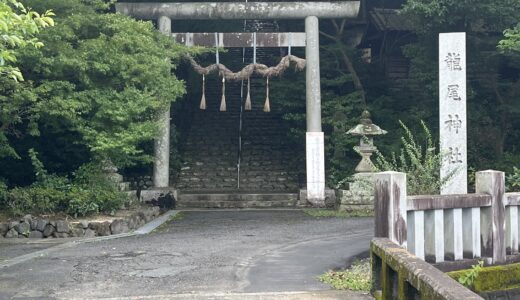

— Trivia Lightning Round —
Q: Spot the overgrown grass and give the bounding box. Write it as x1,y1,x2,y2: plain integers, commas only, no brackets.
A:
319,258,371,291
303,209,374,218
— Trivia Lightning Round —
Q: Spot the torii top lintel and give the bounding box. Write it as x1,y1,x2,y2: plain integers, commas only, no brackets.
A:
115,2,360,20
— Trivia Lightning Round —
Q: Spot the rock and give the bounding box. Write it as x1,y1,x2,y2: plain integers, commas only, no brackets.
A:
28,231,43,238
30,218,38,230
5,228,18,238
89,222,111,236
110,219,129,235
56,220,70,233
0,223,8,236
50,221,56,227
149,192,175,209
71,227,84,237
22,214,32,223
36,219,49,232
43,224,55,237
127,217,136,230
14,222,30,236
8,221,18,230
152,206,160,217
84,228,96,238
143,210,153,223
53,232,69,238
80,220,89,229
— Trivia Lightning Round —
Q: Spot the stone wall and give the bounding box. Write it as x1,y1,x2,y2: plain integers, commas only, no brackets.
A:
337,189,374,212
337,175,375,212
0,206,160,239
127,175,154,190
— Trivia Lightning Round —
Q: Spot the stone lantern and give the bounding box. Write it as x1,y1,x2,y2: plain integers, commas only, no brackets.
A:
337,110,387,212
347,110,387,173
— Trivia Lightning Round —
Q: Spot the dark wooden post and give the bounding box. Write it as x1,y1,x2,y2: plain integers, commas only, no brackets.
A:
476,170,506,264
374,171,407,248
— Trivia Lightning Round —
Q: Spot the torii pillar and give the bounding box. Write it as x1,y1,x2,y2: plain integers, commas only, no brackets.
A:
304,16,325,205
153,15,172,188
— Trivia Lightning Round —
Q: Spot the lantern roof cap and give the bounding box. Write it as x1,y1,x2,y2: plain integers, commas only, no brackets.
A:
347,110,387,136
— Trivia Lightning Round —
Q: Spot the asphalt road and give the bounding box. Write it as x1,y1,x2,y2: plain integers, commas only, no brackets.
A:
0,210,373,299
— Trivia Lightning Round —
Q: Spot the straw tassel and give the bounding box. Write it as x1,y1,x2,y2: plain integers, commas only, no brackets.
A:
263,77,270,112
219,76,226,112
244,77,252,111
199,74,206,110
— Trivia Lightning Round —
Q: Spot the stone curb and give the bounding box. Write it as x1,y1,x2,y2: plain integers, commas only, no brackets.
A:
65,290,373,300
0,210,178,269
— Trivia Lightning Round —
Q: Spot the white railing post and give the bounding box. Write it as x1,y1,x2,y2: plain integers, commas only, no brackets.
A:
444,208,463,260
476,170,506,264
374,171,407,248
462,207,481,258
425,209,444,263
407,210,425,260
506,205,518,254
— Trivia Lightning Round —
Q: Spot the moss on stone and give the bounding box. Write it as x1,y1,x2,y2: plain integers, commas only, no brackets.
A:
448,262,520,292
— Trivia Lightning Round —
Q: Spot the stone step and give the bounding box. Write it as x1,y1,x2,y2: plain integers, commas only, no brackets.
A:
177,192,299,209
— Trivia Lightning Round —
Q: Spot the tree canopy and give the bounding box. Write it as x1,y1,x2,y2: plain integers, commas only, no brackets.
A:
0,0,192,186
499,24,520,53
0,0,54,81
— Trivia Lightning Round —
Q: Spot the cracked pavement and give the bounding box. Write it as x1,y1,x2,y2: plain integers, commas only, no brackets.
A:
0,210,373,299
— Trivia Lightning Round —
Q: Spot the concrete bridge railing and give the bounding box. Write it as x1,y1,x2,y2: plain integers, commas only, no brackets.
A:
371,238,482,299
374,170,520,264
371,170,520,299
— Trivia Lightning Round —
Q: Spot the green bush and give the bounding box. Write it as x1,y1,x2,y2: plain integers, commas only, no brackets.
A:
0,154,126,217
66,186,124,217
3,186,67,216
66,187,99,217
507,167,520,192
0,180,6,200
68,161,126,217
375,120,456,195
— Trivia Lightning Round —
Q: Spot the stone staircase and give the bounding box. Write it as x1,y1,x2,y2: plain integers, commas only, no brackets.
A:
174,21,301,208
239,100,300,191
175,78,300,189
175,71,241,192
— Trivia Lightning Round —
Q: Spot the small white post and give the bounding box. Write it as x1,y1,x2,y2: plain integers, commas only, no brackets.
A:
462,207,481,258
425,209,444,263
444,208,463,260
407,210,425,260
506,206,518,254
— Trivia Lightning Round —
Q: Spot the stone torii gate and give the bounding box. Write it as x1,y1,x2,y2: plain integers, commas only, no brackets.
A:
116,1,360,205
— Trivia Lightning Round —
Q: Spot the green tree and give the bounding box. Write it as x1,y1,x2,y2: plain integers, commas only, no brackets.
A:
499,24,520,53
399,0,520,171
1,0,194,183
0,0,54,81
